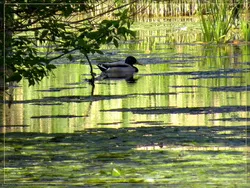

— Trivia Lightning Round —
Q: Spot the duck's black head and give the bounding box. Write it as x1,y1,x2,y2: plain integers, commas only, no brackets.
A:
125,56,138,65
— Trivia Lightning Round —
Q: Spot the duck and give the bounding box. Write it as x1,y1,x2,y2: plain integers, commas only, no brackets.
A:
97,56,141,79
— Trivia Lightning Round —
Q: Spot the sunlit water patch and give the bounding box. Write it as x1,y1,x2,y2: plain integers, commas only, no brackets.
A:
2,46,249,133
2,19,250,133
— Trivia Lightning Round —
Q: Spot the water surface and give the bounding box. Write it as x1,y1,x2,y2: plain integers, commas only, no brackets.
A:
1,16,249,187
2,19,250,133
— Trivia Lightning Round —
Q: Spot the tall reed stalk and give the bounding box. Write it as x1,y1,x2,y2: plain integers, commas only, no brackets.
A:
197,0,239,43
241,21,250,41
241,4,250,41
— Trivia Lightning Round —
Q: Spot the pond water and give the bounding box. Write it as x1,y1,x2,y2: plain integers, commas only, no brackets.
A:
2,18,250,133
1,17,249,186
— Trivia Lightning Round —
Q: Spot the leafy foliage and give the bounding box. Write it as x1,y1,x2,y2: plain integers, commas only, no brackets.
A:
197,0,243,43
2,0,136,85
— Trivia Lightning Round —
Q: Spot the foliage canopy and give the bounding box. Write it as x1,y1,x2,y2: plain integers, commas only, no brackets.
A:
0,0,136,85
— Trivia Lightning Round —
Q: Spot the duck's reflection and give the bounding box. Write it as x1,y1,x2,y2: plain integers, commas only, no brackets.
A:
96,73,139,83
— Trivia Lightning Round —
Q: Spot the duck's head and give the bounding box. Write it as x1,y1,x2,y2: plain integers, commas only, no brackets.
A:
125,56,142,66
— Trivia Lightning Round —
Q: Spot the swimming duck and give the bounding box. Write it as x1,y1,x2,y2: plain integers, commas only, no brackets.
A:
97,56,141,79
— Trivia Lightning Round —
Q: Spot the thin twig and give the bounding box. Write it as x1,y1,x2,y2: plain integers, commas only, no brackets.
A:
84,53,95,86
48,48,78,62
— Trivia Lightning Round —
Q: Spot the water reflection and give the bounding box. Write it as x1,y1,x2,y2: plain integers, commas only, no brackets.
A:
1,21,250,133
96,75,139,84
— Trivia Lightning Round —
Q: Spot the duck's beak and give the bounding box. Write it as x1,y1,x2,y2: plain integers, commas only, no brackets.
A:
136,61,143,65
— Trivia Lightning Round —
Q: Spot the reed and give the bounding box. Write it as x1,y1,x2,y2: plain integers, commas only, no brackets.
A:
197,0,240,43
241,4,250,41
130,0,248,19
241,21,250,41
195,0,246,43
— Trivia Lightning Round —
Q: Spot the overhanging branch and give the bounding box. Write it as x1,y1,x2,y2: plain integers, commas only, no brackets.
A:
48,48,79,62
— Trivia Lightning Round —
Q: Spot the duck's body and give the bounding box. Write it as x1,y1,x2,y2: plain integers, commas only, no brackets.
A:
97,56,140,79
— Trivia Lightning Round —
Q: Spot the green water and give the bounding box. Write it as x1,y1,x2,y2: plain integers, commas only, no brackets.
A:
3,19,249,133
1,18,249,186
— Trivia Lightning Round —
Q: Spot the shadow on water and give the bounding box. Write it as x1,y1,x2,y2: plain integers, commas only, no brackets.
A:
1,20,250,132
101,105,249,115
2,92,177,105
1,125,247,185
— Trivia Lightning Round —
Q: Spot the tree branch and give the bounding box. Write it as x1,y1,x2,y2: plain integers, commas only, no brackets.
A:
13,27,43,32
48,48,78,62
84,53,95,86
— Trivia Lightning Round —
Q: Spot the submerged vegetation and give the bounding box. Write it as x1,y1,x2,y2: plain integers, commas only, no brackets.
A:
1,126,247,186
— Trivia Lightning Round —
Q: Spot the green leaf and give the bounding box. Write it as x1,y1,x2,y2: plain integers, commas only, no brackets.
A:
63,5,72,17
46,64,56,70
7,72,22,82
111,168,121,177
102,20,112,28
107,36,113,43
57,23,66,30
34,30,39,37
113,38,119,48
95,50,104,55
127,21,131,29
67,54,73,61
63,49,69,54
54,48,64,51
121,9,129,19
129,30,136,38
78,38,86,46
113,21,119,29
40,30,49,39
